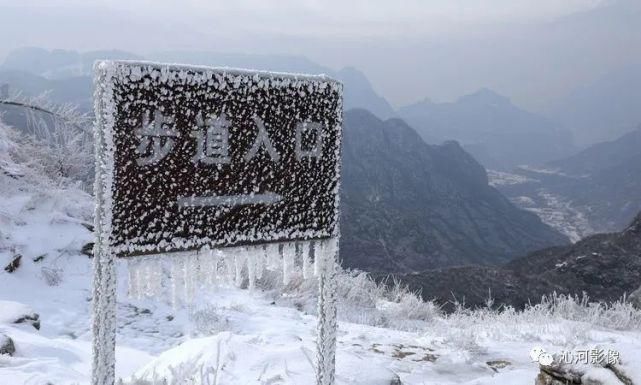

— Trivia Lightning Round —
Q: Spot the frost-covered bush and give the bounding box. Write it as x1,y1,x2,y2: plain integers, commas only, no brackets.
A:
431,291,641,354
529,292,641,330
123,362,219,385
0,95,93,188
267,267,441,331
188,305,230,337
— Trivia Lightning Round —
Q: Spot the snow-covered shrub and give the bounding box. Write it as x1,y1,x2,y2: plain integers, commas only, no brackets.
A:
531,292,641,330
430,291,641,355
383,291,440,322
0,96,93,188
188,305,230,337
265,267,441,331
123,362,219,385
337,270,385,307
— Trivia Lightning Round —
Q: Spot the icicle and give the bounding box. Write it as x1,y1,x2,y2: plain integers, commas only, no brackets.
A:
139,257,149,298
302,241,312,279
282,242,296,285
127,258,138,299
265,243,279,271
255,245,264,280
222,248,235,285
234,248,246,288
135,257,146,300
247,246,256,291
152,257,164,298
139,256,162,299
170,255,186,309
141,256,155,298
184,253,196,301
155,255,169,301
206,248,219,288
313,240,323,277
194,249,206,290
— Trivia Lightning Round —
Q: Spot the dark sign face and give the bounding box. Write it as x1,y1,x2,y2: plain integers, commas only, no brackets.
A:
94,61,342,257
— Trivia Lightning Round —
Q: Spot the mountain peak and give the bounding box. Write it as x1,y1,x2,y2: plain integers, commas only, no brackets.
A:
457,88,511,106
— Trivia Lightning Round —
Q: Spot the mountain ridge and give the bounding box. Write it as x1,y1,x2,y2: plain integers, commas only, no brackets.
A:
375,212,641,310
0,47,395,119
397,88,575,170
340,109,568,272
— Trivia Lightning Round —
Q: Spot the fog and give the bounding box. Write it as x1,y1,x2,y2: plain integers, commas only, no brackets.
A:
1,0,640,110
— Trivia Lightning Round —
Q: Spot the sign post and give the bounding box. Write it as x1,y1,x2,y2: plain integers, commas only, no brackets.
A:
92,60,343,385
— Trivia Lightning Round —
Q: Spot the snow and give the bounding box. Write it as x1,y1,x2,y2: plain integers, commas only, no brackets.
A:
3,120,641,385
0,301,36,325
581,368,625,385
4,208,641,385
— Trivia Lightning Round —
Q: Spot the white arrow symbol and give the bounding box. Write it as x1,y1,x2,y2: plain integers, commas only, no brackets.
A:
177,193,282,207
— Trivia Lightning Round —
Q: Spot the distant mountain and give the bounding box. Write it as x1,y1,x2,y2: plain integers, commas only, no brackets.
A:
377,212,641,310
546,64,641,146
397,88,575,170
1,47,141,79
0,48,394,119
340,109,568,273
335,67,395,119
150,51,396,119
0,71,92,110
492,127,641,240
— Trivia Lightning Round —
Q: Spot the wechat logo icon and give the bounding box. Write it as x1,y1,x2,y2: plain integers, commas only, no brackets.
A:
530,346,554,366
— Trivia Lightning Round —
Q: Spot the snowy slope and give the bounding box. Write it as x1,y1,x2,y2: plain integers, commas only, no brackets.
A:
4,246,641,385
2,122,641,385
2,190,641,385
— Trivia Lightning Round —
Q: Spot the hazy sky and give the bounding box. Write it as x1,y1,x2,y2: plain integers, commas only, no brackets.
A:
1,0,640,109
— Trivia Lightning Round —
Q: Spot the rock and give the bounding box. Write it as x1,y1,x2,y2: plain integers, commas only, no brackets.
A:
13,313,40,330
487,360,511,372
0,300,41,330
4,254,22,273
389,374,403,385
536,364,582,384
535,362,635,385
535,371,570,385
81,242,94,257
0,333,15,356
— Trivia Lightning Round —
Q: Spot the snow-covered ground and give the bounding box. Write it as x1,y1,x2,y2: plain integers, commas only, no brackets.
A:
4,243,641,385
3,122,641,385
5,245,641,385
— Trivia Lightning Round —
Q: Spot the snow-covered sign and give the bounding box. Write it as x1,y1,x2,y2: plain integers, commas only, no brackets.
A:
92,60,343,385
94,61,343,257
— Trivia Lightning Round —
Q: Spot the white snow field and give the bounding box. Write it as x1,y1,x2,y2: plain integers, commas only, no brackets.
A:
2,121,641,385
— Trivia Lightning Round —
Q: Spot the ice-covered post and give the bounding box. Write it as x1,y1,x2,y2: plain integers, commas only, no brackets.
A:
315,237,339,385
92,61,118,385
91,239,117,385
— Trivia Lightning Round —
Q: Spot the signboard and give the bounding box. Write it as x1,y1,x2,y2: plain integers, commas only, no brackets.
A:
92,60,343,385
94,61,343,257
